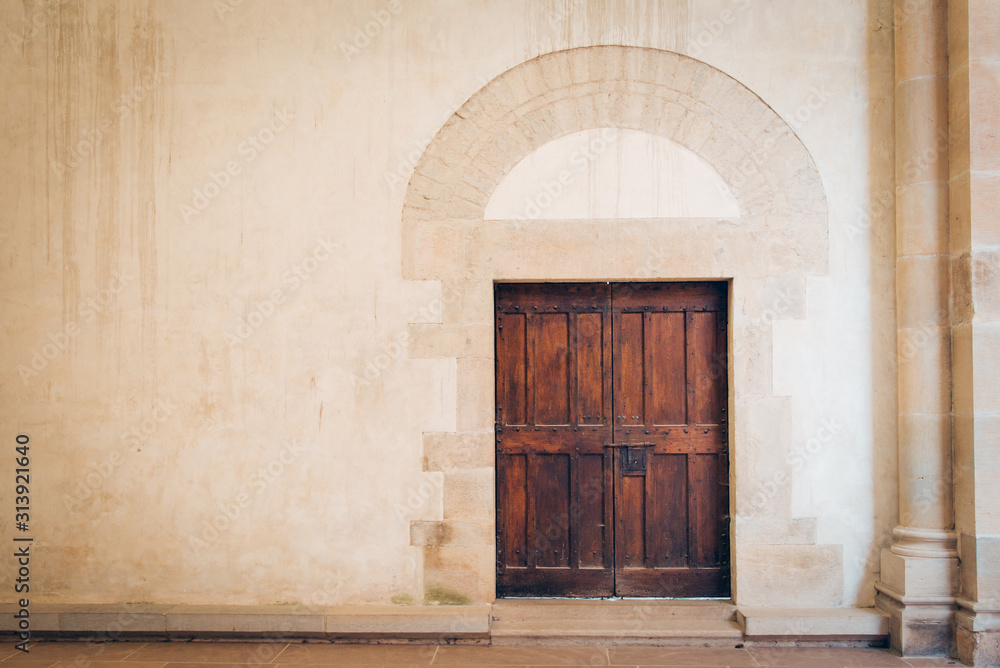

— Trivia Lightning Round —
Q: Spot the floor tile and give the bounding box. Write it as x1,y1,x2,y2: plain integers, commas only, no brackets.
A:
51,663,166,668
276,664,432,668
432,646,609,665
3,644,148,663
747,647,910,666
902,659,964,667
126,644,288,664
273,645,438,664
608,647,756,666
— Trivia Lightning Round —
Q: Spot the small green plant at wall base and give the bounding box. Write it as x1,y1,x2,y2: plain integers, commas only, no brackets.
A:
424,584,470,606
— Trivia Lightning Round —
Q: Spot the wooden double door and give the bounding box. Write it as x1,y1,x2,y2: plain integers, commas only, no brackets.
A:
495,282,730,598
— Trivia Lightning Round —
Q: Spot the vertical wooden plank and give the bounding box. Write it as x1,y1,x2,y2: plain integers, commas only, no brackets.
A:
498,454,528,567
497,312,527,425
525,453,537,568
615,311,645,426
691,311,724,425
568,311,577,429
716,308,729,430
526,314,537,427
617,471,646,568
577,453,606,568
646,311,687,425
646,453,688,567
569,452,580,569
534,313,570,425
576,312,605,426
688,454,721,567
535,453,571,568
685,311,697,427
603,449,615,570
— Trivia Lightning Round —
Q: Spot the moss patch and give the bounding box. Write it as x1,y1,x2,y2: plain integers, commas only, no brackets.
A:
390,593,416,605
424,583,470,606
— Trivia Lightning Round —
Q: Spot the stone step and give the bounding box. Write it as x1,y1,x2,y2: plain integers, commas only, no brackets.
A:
492,598,737,622
490,599,742,646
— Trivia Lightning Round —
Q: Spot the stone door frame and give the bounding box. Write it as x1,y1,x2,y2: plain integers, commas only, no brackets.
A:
403,46,831,606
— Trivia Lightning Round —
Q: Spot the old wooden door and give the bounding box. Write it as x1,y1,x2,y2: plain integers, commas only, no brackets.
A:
495,282,729,598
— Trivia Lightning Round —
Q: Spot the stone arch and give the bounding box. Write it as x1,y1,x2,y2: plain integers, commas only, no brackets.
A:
403,46,832,606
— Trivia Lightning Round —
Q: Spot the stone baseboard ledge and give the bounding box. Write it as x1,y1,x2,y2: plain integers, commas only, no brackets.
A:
0,603,491,641
738,607,890,644
0,602,900,648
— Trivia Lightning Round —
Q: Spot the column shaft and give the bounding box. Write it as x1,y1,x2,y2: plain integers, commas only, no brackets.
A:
876,0,959,656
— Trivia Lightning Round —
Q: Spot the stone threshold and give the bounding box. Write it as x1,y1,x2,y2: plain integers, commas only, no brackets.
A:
0,602,890,645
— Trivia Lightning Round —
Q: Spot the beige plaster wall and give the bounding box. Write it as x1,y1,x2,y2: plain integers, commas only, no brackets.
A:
0,0,896,608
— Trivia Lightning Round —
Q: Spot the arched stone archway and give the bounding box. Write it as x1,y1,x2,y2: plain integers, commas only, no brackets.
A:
403,46,833,605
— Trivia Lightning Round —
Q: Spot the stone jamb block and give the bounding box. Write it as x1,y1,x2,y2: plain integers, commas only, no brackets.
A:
423,431,493,472
410,520,492,547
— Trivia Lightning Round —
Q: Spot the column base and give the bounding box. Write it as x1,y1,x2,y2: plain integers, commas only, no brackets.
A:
876,592,956,656
956,601,1000,666
875,545,958,656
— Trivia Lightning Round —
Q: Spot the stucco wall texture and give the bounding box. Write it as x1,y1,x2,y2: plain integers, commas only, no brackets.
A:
0,0,898,608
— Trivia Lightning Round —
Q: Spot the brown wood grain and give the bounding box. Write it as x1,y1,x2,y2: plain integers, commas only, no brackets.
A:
495,282,729,598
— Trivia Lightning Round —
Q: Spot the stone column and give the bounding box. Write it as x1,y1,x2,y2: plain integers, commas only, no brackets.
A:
875,0,959,656
949,0,1000,664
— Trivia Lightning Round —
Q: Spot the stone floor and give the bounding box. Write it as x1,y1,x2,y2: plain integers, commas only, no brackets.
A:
0,642,968,667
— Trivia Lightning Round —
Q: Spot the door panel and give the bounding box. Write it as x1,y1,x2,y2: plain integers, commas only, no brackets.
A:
647,453,688,568
611,282,729,597
496,282,729,598
495,283,614,597
645,312,687,426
